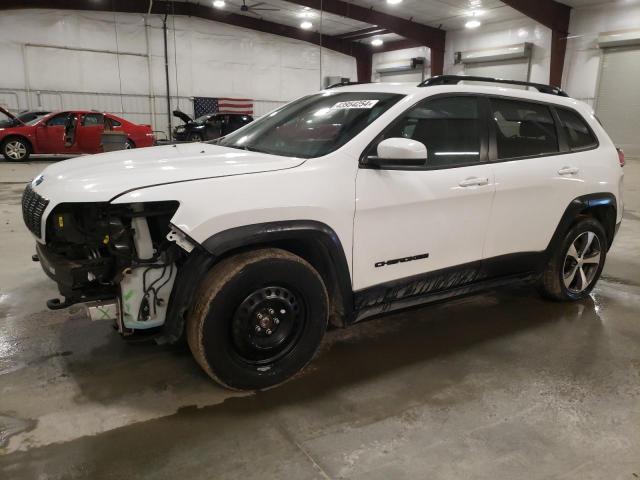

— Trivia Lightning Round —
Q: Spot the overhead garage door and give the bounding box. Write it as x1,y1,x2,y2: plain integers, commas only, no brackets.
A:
596,46,640,157
464,58,530,88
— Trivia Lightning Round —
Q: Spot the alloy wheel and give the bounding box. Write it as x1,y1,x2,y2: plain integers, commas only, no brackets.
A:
6,141,27,160
562,231,602,293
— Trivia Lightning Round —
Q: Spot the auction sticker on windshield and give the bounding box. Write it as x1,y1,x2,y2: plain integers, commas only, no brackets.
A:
331,100,379,109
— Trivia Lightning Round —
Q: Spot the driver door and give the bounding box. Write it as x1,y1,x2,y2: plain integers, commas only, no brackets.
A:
205,114,225,140
353,95,495,291
36,112,71,154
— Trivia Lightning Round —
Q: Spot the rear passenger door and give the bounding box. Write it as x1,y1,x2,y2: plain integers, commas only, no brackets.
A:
76,113,104,153
483,97,589,263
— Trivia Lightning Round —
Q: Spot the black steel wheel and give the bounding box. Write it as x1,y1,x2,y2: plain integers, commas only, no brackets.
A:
231,286,305,365
187,248,328,390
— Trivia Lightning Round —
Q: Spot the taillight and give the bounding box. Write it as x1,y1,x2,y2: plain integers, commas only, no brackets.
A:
616,147,625,167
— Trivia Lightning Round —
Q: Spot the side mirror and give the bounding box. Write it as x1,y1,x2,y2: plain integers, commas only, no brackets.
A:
366,137,427,168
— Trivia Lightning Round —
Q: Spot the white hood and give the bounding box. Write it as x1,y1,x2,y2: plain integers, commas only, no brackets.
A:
32,143,306,203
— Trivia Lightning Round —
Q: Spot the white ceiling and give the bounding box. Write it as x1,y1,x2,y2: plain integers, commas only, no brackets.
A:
179,1,630,43
188,0,372,36
345,0,524,30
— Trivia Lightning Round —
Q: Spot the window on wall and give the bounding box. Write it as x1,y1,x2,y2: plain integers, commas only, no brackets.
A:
491,99,559,159
377,96,482,168
556,108,597,151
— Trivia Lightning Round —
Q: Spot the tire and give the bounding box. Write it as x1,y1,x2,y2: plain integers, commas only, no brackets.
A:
125,139,135,149
539,217,607,301
2,137,31,162
188,133,203,142
187,248,329,390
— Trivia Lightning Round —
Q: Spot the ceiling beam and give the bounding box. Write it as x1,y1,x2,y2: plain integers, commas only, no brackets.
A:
284,0,445,51
501,0,571,86
500,0,571,34
335,27,389,41
367,38,424,54
1,0,369,59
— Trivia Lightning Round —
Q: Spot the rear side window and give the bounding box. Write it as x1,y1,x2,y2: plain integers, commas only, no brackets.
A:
82,113,103,126
491,99,559,159
378,96,482,168
556,108,597,150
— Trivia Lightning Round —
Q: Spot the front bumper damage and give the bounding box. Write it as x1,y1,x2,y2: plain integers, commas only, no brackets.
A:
26,191,182,336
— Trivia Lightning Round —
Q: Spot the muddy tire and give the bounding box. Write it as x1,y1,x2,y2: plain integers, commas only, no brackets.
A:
187,248,328,391
539,217,607,301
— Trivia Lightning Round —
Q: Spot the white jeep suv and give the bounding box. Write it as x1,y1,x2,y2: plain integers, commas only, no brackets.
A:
23,76,624,390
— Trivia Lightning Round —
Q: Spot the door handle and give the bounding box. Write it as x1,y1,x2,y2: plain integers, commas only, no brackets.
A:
459,177,489,187
558,166,579,175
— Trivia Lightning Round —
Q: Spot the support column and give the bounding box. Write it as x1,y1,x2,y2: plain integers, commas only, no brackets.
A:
430,48,444,77
550,30,568,87
356,51,373,83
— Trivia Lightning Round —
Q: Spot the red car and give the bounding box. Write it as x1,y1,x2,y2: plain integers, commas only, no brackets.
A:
0,107,155,161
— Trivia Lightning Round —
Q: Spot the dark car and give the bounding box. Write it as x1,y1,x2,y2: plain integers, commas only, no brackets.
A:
0,109,50,128
172,110,253,142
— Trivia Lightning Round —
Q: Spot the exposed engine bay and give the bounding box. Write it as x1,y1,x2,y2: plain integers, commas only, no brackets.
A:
34,200,184,335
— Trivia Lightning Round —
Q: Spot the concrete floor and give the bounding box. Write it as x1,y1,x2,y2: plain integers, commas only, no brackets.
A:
0,158,639,479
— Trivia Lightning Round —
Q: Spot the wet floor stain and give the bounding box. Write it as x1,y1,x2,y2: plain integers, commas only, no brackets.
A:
0,415,37,450
1,284,639,479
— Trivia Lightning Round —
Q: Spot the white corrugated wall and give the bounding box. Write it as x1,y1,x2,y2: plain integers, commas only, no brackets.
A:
0,9,357,136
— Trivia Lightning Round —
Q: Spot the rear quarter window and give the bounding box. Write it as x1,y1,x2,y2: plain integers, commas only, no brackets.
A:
556,108,598,150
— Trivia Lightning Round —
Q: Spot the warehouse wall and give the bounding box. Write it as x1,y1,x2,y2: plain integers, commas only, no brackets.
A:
563,1,640,106
371,46,431,83
0,9,356,136
444,17,551,84
438,2,640,106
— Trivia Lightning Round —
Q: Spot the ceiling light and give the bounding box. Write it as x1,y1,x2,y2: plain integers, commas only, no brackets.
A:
213,0,225,7
371,38,384,46
387,0,403,4
465,20,481,29
300,21,313,30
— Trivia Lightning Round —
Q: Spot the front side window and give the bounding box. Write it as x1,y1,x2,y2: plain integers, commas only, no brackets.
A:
218,92,404,158
491,99,559,159
556,108,597,150
46,113,69,127
370,96,482,168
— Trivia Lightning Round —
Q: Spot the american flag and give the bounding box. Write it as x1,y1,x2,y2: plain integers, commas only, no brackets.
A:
194,97,254,118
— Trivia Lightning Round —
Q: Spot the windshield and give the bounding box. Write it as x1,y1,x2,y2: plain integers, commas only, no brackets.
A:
218,92,404,158
26,116,45,126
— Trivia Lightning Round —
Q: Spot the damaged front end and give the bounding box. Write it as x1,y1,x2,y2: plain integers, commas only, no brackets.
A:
24,184,187,336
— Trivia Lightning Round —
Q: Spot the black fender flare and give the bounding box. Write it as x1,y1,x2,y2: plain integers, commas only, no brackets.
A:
202,220,354,319
545,192,618,257
162,220,354,342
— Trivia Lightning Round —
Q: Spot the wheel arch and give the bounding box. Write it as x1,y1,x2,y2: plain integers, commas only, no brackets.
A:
202,220,354,327
547,193,618,255
161,221,354,344
2,134,33,153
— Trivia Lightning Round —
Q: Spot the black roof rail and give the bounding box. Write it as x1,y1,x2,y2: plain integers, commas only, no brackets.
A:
418,75,569,97
325,81,368,89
